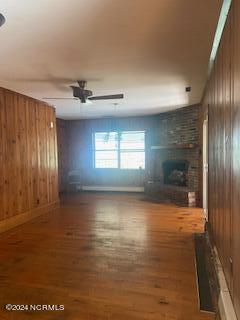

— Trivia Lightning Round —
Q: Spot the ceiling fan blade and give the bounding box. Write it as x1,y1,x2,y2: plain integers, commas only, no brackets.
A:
89,94,124,101
42,97,79,100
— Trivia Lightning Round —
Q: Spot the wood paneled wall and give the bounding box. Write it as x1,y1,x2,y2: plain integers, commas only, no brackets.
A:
201,1,240,317
0,87,59,232
65,116,156,187
57,119,69,192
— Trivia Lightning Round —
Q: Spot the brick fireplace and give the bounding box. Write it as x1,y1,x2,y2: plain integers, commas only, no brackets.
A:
145,105,200,207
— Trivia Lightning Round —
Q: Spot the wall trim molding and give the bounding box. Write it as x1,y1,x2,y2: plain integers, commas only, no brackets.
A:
0,200,59,234
208,0,232,74
81,186,144,192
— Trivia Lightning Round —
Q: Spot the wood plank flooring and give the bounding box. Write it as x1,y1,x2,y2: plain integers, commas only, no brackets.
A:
0,193,214,320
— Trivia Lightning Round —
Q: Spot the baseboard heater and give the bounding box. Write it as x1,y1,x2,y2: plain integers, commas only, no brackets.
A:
194,233,215,313
80,186,144,192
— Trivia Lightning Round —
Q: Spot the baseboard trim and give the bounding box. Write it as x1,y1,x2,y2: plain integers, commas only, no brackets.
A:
81,186,144,192
0,200,59,234
213,246,237,320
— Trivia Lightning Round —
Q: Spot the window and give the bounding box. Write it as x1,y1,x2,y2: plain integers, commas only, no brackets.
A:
93,131,145,169
120,131,145,169
94,132,118,168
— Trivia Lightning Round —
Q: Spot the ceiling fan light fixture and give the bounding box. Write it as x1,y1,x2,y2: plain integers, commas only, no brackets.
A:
0,13,6,27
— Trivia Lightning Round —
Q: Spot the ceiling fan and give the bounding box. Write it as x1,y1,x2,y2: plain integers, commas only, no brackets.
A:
43,80,124,103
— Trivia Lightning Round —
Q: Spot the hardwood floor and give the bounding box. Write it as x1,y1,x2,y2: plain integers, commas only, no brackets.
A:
0,193,214,320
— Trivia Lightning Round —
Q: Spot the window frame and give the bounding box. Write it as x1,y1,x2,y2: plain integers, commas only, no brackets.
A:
93,130,145,170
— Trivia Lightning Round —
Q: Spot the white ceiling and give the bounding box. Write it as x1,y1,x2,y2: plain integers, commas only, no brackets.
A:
0,0,222,119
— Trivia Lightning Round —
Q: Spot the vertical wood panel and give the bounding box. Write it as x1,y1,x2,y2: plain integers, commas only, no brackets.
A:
232,0,240,317
0,87,59,226
201,1,240,317
0,92,6,218
56,119,69,193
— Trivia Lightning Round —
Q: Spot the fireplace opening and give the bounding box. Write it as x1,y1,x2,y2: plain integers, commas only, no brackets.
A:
162,160,189,187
